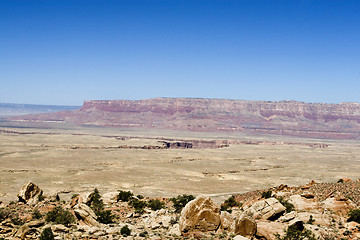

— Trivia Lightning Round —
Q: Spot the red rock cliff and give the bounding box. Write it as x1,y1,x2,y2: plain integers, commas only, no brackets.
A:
10,98,360,139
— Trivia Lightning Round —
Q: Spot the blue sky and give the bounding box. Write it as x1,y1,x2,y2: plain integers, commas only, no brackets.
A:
1,0,359,105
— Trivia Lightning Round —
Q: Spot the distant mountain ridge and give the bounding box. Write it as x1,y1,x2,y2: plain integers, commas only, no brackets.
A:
8,98,360,139
0,103,80,118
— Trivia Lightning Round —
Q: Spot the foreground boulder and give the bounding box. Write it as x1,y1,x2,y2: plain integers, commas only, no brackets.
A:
179,196,220,234
243,198,286,220
234,215,257,237
17,181,43,205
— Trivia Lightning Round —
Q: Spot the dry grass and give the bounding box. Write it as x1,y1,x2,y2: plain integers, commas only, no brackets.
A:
1,124,359,204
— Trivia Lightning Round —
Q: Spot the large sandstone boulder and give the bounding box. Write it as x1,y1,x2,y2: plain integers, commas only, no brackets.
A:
219,211,234,231
13,220,45,239
179,196,220,234
102,192,118,205
322,197,356,216
243,198,286,220
234,215,257,237
256,220,286,240
17,181,43,206
288,195,320,212
74,203,100,227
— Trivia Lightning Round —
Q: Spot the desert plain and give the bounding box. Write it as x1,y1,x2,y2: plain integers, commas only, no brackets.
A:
1,122,359,204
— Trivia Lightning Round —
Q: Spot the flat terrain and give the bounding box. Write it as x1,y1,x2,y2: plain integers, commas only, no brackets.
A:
1,123,359,203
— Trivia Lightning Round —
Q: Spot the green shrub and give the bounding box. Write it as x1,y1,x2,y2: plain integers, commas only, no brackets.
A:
120,225,131,236
38,194,44,202
0,208,10,222
90,189,115,224
139,231,148,237
147,199,165,211
39,227,54,240
307,215,315,224
348,209,360,223
276,197,295,213
11,215,24,225
129,198,147,214
32,208,42,219
137,195,144,199
262,190,272,199
71,194,79,199
221,196,241,213
45,206,75,226
117,190,134,202
275,225,316,240
224,196,240,207
170,194,195,213
91,188,104,213
96,209,114,224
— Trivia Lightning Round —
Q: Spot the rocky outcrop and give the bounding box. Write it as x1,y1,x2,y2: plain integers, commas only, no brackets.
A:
234,215,257,237
73,203,100,227
10,98,360,139
179,196,221,234
1,181,360,239
70,192,93,207
17,181,43,206
243,198,286,220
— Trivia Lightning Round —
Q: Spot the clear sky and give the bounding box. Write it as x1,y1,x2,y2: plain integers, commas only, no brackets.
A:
1,0,359,106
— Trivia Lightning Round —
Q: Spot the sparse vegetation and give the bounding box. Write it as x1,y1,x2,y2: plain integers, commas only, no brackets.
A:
262,190,273,199
10,214,24,225
120,225,131,236
147,199,165,211
276,196,295,213
275,225,317,240
0,208,10,222
170,194,195,213
307,215,315,224
39,227,54,240
91,188,114,224
45,206,75,226
129,198,147,214
221,196,241,213
38,194,44,202
347,209,360,223
117,190,134,202
71,194,79,199
32,208,42,219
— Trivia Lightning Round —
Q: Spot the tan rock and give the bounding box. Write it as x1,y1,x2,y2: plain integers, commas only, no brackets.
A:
256,220,286,240
179,196,220,233
301,191,315,199
288,195,320,212
74,203,100,227
17,181,43,206
219,211,234,231
169,224,181,236
233,235,250,240
243,198,286,220
102,192,118,205
71,192,93,207
234,215,257,237
322,197,356,216
13,220,45,239
337,177,353,183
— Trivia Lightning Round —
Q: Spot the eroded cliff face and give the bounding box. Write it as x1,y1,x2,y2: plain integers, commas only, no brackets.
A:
10,98,360,139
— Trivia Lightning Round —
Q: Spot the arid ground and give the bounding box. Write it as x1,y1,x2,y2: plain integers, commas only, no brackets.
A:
1,123,359,203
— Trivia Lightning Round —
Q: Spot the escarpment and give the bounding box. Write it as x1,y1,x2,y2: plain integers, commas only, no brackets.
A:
9,98,360,139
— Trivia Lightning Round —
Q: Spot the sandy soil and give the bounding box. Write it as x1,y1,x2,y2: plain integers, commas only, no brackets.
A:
1,124,359,203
